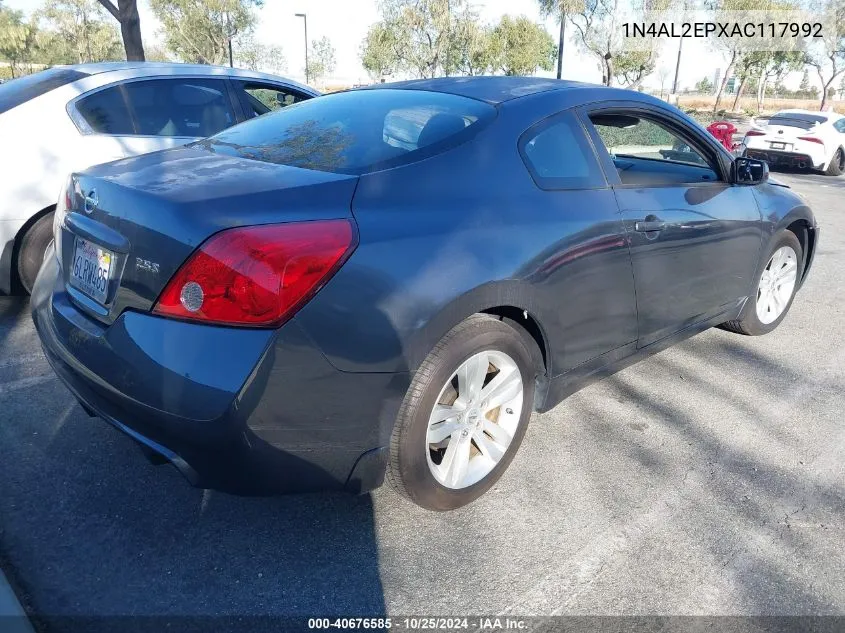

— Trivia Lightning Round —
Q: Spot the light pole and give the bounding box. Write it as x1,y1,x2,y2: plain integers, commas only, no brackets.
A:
295,13,309,85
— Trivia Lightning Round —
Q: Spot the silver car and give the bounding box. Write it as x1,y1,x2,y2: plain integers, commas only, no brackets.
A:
0,62,319,294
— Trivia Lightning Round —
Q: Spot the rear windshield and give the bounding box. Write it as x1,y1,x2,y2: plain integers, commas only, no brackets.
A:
0,68,88,115
767,113,827,130
196,88,496,174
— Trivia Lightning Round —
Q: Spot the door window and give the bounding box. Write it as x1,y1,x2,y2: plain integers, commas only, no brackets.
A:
589,112,719,185
239,83,311,118
519,112,605,190
123,79,235,137
75,85,134,135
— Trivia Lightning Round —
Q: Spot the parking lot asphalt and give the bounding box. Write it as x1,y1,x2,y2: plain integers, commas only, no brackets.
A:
0,171,843,629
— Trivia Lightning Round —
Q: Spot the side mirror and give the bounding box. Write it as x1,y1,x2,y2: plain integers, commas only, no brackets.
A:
733,156,769,185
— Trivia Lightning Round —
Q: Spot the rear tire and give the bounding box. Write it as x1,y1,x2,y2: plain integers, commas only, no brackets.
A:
721,231,803,336
387,314,536,511
825,147,844,176
16,212,54,295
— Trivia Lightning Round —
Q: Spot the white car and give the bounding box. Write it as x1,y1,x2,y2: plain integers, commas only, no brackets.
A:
742,109,845,176
0,62,318,294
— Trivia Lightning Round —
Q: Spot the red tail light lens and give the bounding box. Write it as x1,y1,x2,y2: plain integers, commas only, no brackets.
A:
798,136,824,145
745,130,765,137
153,219,356,327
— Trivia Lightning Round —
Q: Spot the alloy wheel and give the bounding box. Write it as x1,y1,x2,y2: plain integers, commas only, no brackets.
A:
756,245,798,325
425,350,524,490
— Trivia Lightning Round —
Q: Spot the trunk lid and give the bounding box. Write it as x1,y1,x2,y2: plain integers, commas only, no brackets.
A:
62,145,358,324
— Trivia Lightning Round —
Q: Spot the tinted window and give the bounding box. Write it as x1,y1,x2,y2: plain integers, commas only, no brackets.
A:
197,89,495,174
239,83,310,118
520,112,604,189
768,113,827,130
834,119,845,133
590,113,719,185
124,79,235,137
0,68,88,115
76,85,134,134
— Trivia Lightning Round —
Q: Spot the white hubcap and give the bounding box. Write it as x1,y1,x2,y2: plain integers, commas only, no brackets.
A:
425,350,524,490
756,245,798,325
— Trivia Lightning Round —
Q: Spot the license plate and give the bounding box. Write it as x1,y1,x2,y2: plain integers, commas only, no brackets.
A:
770,142,786,150
70,238,113,304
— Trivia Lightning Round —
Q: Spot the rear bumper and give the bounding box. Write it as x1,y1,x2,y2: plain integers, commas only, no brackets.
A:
745,148,825,170
32,249,408,495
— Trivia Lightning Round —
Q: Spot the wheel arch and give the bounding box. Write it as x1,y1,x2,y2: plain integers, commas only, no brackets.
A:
6,204,56,294
784,216,817,288
405,281,552,408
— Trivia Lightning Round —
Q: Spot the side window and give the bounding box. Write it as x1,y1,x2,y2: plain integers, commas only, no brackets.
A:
835,119,845,133
122,79,235,137
75,85,134,134
239,83,311,118
589,112,719,185
519,111,605,190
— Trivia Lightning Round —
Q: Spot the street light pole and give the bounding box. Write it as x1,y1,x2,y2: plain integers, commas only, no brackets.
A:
295,13,309,85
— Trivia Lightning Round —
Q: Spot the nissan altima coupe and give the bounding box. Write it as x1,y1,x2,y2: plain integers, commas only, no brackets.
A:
33,78,818,511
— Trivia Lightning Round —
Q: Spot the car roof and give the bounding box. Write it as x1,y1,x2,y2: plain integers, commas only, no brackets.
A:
365,76,605,105
54,62,317,95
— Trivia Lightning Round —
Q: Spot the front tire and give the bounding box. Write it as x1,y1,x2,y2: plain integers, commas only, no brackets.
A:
387,314,536,511
16,212,54,295
825,147,844,176
721,231,803,336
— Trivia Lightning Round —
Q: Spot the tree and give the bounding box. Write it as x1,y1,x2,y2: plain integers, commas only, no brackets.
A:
568,0,674,87
445,9,497,76
306,36,336,85
149,0,260,65
360,22,400,80
695,76,714,93
40,0,122,64
96,0,144,60
490,15,556,76
235,35,285,73
0,5,39,78
804,0,845,110
656,65,670,98
536,0,583,79
362,0,474,79
708,0,762,111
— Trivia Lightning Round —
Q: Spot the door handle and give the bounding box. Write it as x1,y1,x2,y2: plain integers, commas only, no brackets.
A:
634,220,667,233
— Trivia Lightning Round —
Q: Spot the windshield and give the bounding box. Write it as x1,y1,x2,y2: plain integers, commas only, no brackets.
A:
0,68,88,115
767,113,827,130
196,88,496,174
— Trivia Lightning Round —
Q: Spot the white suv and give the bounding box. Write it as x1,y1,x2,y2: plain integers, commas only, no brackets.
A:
0,62,318,294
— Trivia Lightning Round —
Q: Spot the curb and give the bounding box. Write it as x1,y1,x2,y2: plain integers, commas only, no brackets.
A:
0,568,34,633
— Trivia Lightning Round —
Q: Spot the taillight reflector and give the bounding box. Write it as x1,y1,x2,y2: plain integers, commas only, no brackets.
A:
153,219,356,327
798,136,824,145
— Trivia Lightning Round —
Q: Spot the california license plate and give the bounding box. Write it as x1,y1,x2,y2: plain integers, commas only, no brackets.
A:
70,238,112,304
770,142,786,150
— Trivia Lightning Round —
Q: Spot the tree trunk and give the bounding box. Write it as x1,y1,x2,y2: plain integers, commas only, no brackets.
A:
604,54,613,86
98,0,145,61
713,50,737,112
731,76,746,112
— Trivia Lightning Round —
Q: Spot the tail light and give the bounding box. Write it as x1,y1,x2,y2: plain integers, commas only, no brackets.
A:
153,219,356,327
745,130,765,137
798,136,824,145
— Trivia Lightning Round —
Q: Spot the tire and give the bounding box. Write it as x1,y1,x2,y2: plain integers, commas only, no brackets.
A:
16,212,54,295
721,230,803,336
825,147,844,176
387,314,537,511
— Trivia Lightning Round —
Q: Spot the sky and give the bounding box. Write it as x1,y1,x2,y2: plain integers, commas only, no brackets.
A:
4,0,796,91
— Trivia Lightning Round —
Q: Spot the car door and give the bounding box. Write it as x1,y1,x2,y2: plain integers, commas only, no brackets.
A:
70,76,238,162
230,80,314,120
518,110,639,373
579,102,763,348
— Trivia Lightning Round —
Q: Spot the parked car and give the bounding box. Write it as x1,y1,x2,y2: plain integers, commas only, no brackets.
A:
32,78,818,510
742,109,845,175
0,62,319,295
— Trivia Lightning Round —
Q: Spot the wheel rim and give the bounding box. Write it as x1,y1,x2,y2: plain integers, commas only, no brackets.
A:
837,149,845,171
425,350,524,490
756,245,798,325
